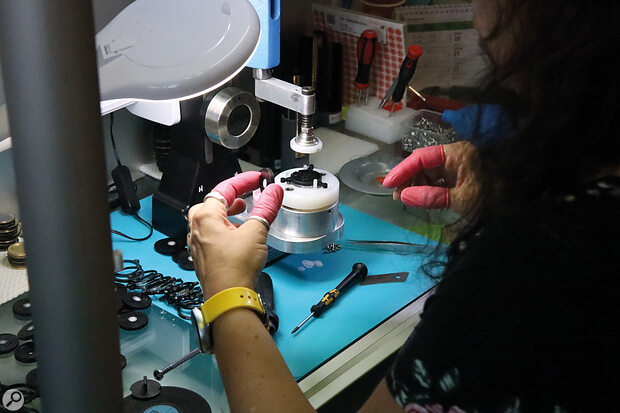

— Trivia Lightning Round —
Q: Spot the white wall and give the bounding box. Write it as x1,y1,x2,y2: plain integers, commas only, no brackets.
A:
0,109,153,219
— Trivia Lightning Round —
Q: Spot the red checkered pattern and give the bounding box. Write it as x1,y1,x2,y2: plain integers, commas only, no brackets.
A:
313,10,406,107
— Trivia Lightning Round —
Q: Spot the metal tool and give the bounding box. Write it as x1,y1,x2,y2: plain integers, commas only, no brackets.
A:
360,271,409,285
253,70,323,154
343,239,445,255
407,85,427,102
323,243,342,254
354,30,377,105
378,81,396,110
379,45,423,116
291,263,368,334
153,347,201,381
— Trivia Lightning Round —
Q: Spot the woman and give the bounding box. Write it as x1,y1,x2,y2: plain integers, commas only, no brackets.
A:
187,0,619,411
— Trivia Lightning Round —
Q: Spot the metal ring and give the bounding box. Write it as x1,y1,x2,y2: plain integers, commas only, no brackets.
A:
204,87,260,150
203,192,228,209
248,215,270,230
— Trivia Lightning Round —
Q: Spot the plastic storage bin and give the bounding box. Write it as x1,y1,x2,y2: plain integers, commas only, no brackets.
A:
401,109,457,152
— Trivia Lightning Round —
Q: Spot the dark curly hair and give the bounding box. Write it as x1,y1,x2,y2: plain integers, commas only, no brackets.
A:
417,0,620,277
481,0,618,203
450,0,619,244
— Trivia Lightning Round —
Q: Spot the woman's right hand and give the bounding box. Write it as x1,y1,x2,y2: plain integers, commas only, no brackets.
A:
382,141,479,216
187,172,283,299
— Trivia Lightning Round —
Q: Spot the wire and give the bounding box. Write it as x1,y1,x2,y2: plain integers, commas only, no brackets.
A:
109,112,122,166
111,212,154,241
108,112,154,242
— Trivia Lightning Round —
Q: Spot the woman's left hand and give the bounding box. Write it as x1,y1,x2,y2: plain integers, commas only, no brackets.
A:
187,172,284,299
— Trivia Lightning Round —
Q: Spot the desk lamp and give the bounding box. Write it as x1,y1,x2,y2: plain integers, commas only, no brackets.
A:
97,0,260,124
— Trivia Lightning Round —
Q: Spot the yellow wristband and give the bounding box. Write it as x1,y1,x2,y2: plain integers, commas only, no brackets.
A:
200,287,265,324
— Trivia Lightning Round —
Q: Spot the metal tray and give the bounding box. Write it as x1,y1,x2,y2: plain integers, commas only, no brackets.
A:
339,155,401,196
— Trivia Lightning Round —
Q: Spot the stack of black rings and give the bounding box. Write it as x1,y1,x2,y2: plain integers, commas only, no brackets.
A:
114,259,203,320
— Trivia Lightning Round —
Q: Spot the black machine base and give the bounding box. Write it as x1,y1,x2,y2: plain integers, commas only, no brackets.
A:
152,96,242,239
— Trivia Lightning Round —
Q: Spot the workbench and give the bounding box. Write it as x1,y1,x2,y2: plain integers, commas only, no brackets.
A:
110,194,438,411
0,127,451,411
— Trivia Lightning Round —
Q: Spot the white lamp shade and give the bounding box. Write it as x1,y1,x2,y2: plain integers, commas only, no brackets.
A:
96,0,260,102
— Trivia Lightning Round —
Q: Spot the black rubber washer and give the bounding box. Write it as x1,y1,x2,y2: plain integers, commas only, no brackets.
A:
14,341,36,363
0,333,19,354
4,383,39,404
17,322,35,341
26,368,39,391
122,292,152,310
154,237,186,256
7,257,26,266
171,249,183,263
120,353,127,370
259,167,275,190
115,283,128,297
129,376,161,399
118,311,149,331
0,228,19,240
12,298,32,317
123,386,211,413
175,249,195,271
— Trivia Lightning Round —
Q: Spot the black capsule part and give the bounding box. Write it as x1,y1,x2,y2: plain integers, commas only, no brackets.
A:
14,341,36,363
12,298,32,317
17,322,35,341
0,333,19,354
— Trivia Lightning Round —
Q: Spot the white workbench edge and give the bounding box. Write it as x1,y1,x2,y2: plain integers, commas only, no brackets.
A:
298,288,434,408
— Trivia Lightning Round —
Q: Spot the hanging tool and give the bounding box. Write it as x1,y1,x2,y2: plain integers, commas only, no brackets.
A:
354,30,378,105
291,263,368,334
379,45,423,116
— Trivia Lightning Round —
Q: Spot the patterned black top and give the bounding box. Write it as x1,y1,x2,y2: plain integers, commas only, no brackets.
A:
386,177,620,412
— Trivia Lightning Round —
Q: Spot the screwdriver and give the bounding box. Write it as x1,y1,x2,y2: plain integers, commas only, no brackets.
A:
291,263,368,334
379,45,423,116
354,30,378,105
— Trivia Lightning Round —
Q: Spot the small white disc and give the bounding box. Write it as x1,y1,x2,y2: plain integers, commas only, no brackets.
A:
289,137,323,154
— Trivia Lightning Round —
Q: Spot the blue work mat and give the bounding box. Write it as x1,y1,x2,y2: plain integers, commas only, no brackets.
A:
111,197,438,379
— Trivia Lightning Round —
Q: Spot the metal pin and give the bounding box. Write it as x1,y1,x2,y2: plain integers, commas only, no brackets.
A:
291,313,314,334
153,347,201,380
407,85,426,101
378,95,389,109
323,243,341,254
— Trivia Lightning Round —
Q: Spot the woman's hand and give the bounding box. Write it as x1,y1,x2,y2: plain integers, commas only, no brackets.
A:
382,141,479,216
187,171,284,299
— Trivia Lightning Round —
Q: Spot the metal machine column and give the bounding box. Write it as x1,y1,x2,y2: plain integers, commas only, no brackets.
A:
0,1,123,411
